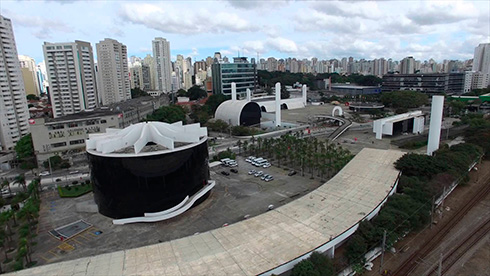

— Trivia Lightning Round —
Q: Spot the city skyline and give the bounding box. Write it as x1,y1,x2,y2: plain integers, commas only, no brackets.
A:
1,0,489,64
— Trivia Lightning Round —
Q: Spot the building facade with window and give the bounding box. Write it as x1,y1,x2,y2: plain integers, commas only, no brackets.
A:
0,15,30,151
382,73,464,95
96,38,131,106
211,57,256,97
30,95,168,163
43,40,98,118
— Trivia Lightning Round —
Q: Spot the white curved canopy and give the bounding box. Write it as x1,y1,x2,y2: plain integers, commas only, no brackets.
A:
86,121,207,155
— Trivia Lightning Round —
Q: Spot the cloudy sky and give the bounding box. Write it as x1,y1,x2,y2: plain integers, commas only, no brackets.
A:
1,0,489,64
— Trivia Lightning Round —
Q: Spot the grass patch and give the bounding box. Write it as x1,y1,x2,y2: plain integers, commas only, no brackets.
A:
58,183,92,198
399,140,428,149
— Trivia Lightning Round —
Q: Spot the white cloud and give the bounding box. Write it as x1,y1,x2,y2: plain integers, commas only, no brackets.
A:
310,1,383,19
119,3,257,35
266,37,298,53
294,10,363,33
407,1,479,26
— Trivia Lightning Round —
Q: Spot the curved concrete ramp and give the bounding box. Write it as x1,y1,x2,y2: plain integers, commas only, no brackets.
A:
13,149,404,276
113,181,215,225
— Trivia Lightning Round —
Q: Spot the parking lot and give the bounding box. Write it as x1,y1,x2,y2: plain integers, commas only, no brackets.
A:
32,154,324,266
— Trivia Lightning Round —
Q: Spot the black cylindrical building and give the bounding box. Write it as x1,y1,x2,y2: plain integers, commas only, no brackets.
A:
86,122,210,219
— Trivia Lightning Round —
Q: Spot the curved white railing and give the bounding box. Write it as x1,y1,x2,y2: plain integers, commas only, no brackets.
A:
112,181,215,225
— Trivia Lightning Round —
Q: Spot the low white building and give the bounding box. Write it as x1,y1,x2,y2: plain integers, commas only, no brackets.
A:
373,111,425,140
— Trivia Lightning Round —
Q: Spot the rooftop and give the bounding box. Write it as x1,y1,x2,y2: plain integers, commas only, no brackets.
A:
17,148,405,276
45,95,165,123
86,121,207,155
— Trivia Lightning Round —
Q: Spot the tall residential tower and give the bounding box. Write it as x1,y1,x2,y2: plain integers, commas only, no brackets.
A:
0,15,30,150
96,38,131,106
152,37,172,93
43,40,98,118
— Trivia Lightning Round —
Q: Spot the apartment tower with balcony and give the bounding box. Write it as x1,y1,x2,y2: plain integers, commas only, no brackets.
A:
96,38,131,106
43,40,98,118
0,15,30,150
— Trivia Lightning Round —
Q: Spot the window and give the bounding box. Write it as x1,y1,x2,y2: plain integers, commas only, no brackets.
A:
69,139,85,145
51,142,66,148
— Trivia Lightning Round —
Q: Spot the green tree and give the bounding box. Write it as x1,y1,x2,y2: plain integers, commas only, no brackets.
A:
26,94,39,101
280,85,290,99
345,234,368,264
291,259,319,276
14,134,34,160
206,119,229,133
14,174,27,193
380,91,428,109
177,89,188,97
130,87,148,98
187,85,208,101
146,105,186,124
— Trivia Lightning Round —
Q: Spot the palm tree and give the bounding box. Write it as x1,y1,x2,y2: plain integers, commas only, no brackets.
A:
242,140,248,155
15,174,27,193
1,179,11,197
236,140,242,155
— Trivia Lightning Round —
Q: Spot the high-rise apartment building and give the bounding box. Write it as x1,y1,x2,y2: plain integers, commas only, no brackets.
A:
96,38,131,106
400,56,415,74
18,55,41,96
142,54,156,90
0,16,30,150
43,40,98,118
472,43,490,74
130,62,151,91
152,37,172,93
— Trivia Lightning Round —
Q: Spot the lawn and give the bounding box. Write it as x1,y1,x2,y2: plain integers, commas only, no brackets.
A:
58,183,93,197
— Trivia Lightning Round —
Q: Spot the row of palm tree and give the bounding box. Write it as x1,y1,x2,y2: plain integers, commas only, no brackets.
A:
237,132,353,181
0,178,40,272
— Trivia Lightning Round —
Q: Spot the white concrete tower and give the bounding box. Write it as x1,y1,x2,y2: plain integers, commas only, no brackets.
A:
275,82,281,127
302,84,307,106
0,16,30,150
427,95,444,156
231,82,237,101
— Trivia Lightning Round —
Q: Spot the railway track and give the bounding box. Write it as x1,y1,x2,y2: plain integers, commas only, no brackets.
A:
392,167,490,276
427,218,490,275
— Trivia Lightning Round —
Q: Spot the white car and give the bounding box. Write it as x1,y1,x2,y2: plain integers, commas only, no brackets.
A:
262,163,271,168
39,171,50,176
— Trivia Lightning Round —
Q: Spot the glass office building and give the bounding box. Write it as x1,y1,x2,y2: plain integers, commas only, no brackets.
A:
212,57,256,97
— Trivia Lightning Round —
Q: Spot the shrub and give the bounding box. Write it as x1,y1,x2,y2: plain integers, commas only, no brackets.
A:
291,259,319,276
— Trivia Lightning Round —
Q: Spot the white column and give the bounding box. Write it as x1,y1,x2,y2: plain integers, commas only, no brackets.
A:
275,82,281,127
302,84,307,106
231,82,237,101
246,88,251,102
427,95,444,156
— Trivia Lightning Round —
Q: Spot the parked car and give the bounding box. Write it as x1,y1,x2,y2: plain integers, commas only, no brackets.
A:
228,162,238,167
262,163,271,168
261,174,269,180
246,156,256,162
254,171,263,177
69,170,80,174
230,169,238,173
56,178,62,182
39,171,50,176
265,176,274,182
221,171,230,176
248,169,256,175
288,170,297,176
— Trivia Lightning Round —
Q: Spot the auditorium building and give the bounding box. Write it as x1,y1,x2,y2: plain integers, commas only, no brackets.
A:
86,121,211,221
